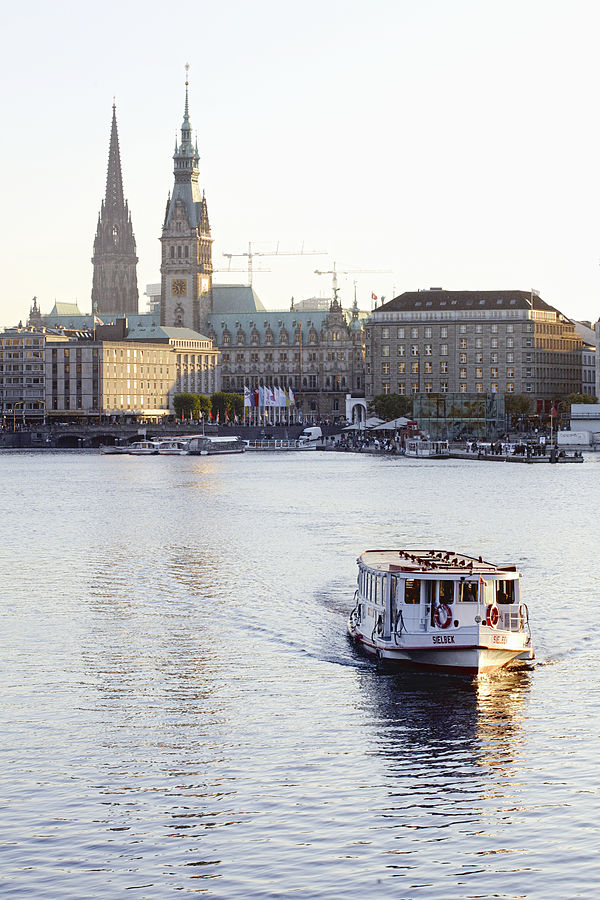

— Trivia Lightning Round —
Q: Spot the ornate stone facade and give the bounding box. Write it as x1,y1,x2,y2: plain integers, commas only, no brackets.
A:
91,105,139,316
160,76,213,335
209,297,364,421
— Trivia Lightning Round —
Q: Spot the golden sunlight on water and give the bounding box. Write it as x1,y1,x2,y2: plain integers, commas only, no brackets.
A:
1,450,599,898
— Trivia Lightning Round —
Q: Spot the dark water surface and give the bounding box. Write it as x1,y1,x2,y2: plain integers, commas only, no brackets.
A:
1,450,599,898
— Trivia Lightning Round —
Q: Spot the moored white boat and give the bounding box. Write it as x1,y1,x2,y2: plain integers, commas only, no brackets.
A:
156,439,189,455
405,439,449,458
348,549,534,676
99,444,130,455
187,435,245,455
243,439,316,451
128,440,160,455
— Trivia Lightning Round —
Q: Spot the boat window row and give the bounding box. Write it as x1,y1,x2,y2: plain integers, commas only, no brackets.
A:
359,569,516,605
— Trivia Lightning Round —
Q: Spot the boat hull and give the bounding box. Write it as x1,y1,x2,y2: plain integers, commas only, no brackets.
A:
348,621,534,676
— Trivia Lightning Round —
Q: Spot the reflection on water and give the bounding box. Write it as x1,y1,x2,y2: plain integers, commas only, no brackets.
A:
1,451,599,899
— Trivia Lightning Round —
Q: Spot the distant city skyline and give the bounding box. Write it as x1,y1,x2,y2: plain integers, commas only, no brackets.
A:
2,0,600,328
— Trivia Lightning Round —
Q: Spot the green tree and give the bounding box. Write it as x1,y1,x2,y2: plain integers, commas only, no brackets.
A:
196,394,212,419
210,391,243,421
504,393,532,427
560,392,598,412
368,394,413,420
173,392,200,420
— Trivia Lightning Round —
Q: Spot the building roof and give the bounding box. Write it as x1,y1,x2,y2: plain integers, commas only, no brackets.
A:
125,321,211,342
42,314,98,329
207,308,333,342
212,284,266,314
49,302,84,316
378,289,566,319
571,319,596,347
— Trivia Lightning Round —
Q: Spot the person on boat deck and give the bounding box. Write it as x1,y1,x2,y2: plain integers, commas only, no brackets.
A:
460,581,478,602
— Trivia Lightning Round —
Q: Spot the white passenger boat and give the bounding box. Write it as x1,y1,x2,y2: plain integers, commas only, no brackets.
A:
128,440,159,455
348,549,534,676
99,444,130,455
156,439,189,455
243,439,317,451
405,439,449,458
187,435,245,455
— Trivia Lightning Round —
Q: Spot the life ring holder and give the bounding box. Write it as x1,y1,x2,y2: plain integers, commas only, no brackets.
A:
433,603,453,629
486,604,500,628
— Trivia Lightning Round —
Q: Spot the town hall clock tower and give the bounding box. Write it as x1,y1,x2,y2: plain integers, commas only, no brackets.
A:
160,70,213,334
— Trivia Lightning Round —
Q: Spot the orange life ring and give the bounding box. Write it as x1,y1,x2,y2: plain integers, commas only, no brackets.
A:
486,604,500,628
433,603,452,629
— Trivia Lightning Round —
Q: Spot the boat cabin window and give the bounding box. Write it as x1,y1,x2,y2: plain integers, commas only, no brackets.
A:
495,580,515,604
404,579,421,604
438,580,454,604
458,581,478,602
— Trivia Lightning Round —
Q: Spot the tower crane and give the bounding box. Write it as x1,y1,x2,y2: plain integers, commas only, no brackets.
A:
222,241,326,285
314,262,392,304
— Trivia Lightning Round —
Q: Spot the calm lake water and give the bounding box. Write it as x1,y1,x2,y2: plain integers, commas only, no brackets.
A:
1,449,599,899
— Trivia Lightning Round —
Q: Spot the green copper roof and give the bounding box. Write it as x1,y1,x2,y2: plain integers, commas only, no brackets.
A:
49,302,83,316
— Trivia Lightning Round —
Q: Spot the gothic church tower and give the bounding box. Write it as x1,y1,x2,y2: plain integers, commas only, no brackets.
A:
160,71,213,334
91,104,139,316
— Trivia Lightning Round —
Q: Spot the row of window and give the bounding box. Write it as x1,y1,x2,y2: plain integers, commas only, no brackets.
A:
381,337,524,357
381,362,517,377
220,331,330,346
379,323,524,339
379,382,521,395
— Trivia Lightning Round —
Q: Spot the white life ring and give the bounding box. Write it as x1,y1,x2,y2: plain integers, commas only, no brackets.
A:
433,603,452,629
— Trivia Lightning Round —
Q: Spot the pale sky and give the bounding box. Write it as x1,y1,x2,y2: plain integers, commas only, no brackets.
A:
2,0,600,328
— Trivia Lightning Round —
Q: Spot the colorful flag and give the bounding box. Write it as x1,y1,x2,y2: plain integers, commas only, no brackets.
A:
244,385,251,407
254,386,259,407
371,292,378,301
289,387,295,407
259,385,265,407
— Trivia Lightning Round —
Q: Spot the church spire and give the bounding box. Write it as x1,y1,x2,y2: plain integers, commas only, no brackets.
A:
91,103,139,316
105,102,125,212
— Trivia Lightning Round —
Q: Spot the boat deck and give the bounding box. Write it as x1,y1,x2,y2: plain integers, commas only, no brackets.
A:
360,548,517,576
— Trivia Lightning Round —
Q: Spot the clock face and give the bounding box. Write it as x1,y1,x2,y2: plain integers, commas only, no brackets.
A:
172,279,187,297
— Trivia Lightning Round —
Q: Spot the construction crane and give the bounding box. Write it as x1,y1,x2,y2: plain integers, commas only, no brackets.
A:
314,262,392,304
222,241,326,285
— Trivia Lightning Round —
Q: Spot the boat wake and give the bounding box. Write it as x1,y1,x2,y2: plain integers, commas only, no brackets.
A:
535,632,598,667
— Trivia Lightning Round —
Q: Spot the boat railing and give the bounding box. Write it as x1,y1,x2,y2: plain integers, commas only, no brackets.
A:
502,605,529,632
245,439,302,449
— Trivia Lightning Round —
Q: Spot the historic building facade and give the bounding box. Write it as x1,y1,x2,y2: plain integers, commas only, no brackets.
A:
0,327,50,424
366,289,584,413
43,320,219,420
209,296,365,421
91,105,139,317
154,77,365,421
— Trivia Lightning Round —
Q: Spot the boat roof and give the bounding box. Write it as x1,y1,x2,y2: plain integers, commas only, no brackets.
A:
359,549,518,577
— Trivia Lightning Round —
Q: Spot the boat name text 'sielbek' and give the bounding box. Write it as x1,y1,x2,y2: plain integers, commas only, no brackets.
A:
348,549,534,676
